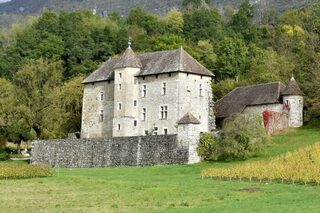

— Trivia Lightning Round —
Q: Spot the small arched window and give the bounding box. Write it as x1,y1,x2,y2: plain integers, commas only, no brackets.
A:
100,92,104,101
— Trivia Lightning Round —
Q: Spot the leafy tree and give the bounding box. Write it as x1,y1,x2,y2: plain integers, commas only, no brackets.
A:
14,59,63,138
164,9,184,34
216,114,267,161
183,8,223,42
214,37,249,79
230,0,260,42
127,8,167,36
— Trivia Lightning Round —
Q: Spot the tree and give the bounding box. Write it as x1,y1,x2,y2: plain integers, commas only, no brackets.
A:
14,59,63,138
127,8,167,36
214,37,249,79
164,9,184,34
183,8,223,42
230,0,260,42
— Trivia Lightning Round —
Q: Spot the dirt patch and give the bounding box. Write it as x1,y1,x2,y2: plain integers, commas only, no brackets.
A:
238,187,261,193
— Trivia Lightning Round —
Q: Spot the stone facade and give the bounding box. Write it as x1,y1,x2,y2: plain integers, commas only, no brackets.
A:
283,95,303,128
81,47,215,139
31,135,189,168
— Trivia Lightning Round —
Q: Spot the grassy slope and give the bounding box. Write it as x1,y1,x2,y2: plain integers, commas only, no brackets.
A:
1,123,320,213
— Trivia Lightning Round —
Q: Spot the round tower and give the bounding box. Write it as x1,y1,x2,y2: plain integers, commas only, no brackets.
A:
282,76,304,128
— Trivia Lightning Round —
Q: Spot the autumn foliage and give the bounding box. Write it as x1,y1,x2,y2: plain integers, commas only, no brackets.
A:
201,143,320,185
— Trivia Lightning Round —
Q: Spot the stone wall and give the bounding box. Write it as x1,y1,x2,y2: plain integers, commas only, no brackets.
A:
31,135,189,168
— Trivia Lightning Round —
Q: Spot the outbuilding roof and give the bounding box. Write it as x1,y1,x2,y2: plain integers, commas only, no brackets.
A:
83,47,214,84
215,82,286,118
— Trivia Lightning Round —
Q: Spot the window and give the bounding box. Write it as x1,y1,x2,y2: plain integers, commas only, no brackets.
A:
119,73,122,78
142,85,147,97
154,127,158,135
163,128,168,135
118,103,122,110
162,82,167,95
100,92,104,101
134,78,138,85
160,106,168,119
156,75,158,79
142,108,147,121
99,110,104,122
117,123,121,131
134,100,138,107
118,84,122,91
199,84,203,97
168,73,172,77
144,130,149,135
134,120,137,127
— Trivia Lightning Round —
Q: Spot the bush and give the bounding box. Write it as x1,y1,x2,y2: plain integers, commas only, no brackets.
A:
197,133,217,161
0,139,6,150
198,114,267,162
0,163,53,179
216,114,267,161
0,152,9,161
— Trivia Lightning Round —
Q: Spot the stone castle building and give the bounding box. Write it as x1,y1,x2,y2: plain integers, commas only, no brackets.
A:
81,46,215,139
215,76,304,134
31,47,305,168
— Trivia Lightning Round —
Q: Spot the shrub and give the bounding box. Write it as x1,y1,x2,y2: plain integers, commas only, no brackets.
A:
198,114,267,162
0,138,6,149
0,163,53,179
197,133,217,161
0,152,9,161
216,114,267,161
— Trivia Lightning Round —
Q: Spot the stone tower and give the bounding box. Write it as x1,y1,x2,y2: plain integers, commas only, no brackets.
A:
177,112,201,164
282,76,304,128
112,46,142,137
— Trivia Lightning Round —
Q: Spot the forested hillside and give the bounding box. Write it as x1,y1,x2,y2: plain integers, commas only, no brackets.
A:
0,0,320,141
0,0,312,15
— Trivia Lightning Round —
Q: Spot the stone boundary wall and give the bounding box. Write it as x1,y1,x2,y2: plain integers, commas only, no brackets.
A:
31,135,189,168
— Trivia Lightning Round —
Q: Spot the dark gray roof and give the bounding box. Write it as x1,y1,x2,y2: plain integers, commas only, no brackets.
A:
215,82,286,118
83,48,214,84
282,77,303,96
114,47,142,69
177,112,201,124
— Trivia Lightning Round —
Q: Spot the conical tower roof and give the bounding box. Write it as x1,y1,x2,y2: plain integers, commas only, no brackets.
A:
177,112,200,124
114,47,142,69
282,76,303,96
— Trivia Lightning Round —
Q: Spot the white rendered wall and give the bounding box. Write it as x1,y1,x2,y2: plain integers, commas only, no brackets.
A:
81,81,114,138
283,95,303,128
243,103,283,116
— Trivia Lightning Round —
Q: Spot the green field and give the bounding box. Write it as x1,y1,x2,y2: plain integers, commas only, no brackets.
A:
1,123,320,213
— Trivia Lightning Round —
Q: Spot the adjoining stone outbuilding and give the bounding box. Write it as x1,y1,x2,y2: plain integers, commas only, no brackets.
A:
81,46,216,139
215,76,303,134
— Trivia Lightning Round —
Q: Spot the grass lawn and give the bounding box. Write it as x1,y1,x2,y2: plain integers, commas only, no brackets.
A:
1,123,320,213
